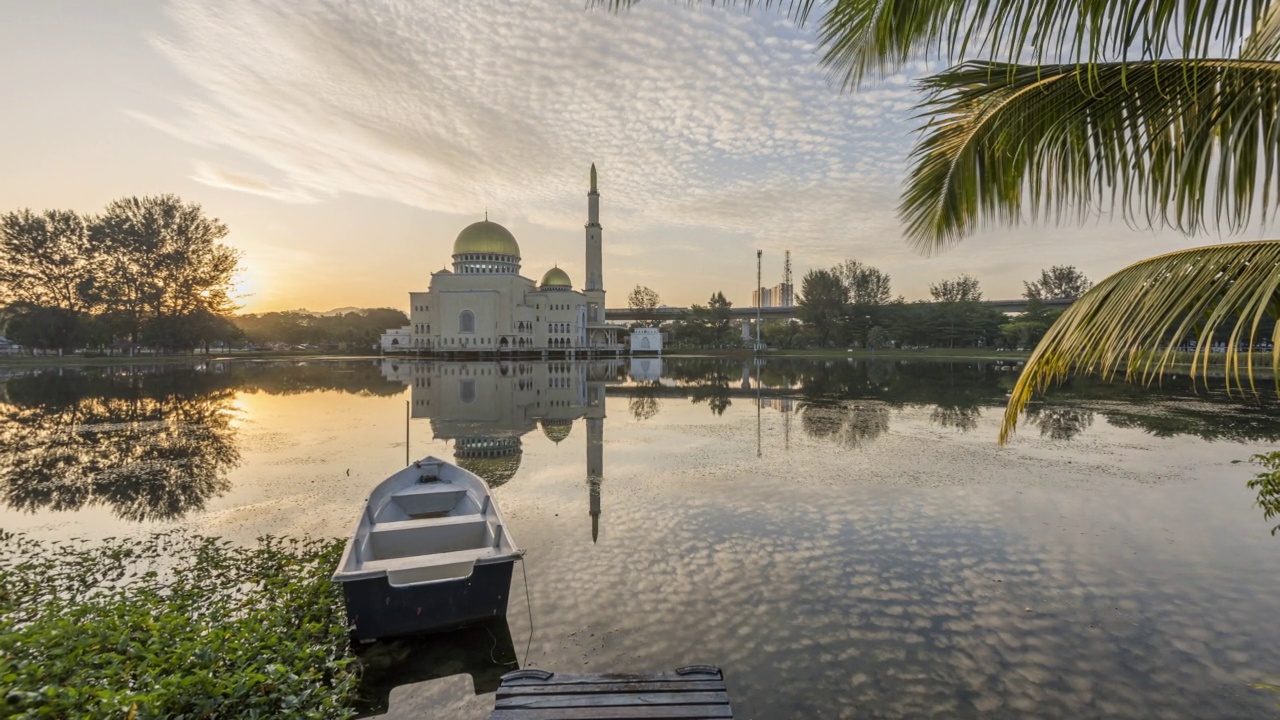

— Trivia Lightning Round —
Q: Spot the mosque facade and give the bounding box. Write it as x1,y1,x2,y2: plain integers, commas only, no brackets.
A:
381,165,624,355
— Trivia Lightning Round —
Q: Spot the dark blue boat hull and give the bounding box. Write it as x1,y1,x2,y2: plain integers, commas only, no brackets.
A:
342,560,517,641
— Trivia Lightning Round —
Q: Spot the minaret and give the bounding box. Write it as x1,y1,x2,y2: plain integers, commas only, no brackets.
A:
585,164,605,325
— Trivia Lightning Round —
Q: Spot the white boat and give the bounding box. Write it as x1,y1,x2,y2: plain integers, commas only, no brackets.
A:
332,456,524,640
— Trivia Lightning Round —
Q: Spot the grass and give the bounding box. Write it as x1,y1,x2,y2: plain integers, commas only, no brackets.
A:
0,532,360,719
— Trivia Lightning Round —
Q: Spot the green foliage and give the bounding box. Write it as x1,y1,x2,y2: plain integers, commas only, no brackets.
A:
0,196,242,354
866,325,891,349
232,308,408,350
3,304,92,353
1001,242,1280,443
1024,266,1092,302
0,209,94,311
929,274,982,303
1248,451,1280,535
0,532,359,719
797,269,848,347
837,260,892,306
666,293,737,348
626,285,661,328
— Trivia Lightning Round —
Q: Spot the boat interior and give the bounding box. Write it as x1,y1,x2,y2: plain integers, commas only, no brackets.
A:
336,460,519,587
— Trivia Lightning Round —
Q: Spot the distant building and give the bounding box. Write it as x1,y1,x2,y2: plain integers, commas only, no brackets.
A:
629,327,663,355
0,337,22,355
752,282,793,308
380,165,624,355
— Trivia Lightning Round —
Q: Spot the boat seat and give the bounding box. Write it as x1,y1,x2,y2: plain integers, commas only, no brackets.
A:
371,514,483,533
359,546,499,573
389,483,469,517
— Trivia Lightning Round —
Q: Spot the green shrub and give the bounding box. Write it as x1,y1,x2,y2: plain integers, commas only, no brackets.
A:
0,532,359,719
1248,451,1280,535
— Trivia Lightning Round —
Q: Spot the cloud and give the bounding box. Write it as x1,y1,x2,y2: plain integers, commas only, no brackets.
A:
147,0,920,268
190,162,320,203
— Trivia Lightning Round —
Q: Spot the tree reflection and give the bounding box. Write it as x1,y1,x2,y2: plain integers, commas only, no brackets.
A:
0,371,239,521
929,404,982,432
799,401,890,448
1024,405,1095,440
627,382,660,422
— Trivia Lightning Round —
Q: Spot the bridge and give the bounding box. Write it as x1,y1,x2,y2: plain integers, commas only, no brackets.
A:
604,297,1073,322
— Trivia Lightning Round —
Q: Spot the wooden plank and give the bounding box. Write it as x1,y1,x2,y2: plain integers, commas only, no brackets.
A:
501,671,720,687
488,705,733,720
495,691,730,709
498,681,725,698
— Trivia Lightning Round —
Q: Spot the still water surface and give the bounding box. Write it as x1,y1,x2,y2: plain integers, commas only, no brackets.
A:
2,357,1279,718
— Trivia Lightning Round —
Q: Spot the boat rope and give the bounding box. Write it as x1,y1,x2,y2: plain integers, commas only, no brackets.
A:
519,557,534,667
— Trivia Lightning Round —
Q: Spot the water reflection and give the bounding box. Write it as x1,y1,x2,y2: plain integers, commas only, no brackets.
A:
353,618,517,716
0,370,240,522
0,361,413,522
384,359,624,541
1024,406,1096,441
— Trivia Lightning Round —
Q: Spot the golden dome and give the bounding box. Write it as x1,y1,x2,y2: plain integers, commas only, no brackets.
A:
540,419,573,443
539,266,573,289
456,454,522,488
452,220,520,257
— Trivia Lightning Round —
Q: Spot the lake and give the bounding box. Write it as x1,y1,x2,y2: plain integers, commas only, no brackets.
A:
2,357,1279,718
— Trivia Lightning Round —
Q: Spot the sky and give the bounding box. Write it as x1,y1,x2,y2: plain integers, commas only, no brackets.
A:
1,0,1270,313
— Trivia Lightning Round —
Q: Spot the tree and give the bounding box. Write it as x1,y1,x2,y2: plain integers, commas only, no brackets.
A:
837,260,892,307
4,304,90,354
797,269,847,347
707,291,734,346
0,209,95,311
929,274,982,304
866,326,891,349
1024,266,1092,301
627,284,661,327
598,2,1280,445
86,195,241,346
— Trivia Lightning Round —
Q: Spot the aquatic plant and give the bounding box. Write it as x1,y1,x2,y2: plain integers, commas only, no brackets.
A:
0,532,359,719
1249,451,1280,535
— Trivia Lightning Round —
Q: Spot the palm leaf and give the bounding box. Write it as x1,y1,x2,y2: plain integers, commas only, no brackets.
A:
999,240,1280,444
901,59,1280,252
593,1,1278,88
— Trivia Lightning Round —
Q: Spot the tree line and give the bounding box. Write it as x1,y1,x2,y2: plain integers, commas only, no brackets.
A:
626,264,1093,350
0,196,241,353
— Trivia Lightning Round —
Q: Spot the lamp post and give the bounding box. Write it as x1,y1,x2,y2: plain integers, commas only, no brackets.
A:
756,250,762,352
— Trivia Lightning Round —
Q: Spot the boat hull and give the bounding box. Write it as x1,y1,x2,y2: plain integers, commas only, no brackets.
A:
342,559,517,641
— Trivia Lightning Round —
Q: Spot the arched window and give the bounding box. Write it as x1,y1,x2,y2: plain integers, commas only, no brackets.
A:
459,310,475,333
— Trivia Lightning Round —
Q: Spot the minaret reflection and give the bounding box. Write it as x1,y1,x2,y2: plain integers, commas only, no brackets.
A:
384,359,621,541
586,381,604,543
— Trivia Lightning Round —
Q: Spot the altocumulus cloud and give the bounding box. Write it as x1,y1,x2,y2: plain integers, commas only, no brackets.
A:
144,0,921,260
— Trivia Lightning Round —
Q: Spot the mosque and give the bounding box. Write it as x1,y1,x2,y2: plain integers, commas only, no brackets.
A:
381,165,625,355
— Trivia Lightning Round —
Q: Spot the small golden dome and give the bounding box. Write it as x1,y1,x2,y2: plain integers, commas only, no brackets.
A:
540,419,573,443
539,266,573,289
452,220,520,257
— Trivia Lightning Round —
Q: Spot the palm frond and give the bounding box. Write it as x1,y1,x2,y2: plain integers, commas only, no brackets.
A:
900,59,1280,253
593,1,1278,88
820,0,1280,88
588,0,817,24
1244,3,1280,60
999,240,1280,444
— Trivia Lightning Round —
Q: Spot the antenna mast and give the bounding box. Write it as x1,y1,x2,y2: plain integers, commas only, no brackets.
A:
784,250,792,307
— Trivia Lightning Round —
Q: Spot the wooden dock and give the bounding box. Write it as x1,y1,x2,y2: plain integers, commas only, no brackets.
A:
487,665,733,719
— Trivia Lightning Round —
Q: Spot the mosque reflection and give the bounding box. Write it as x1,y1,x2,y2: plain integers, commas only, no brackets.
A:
382,359,627,542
